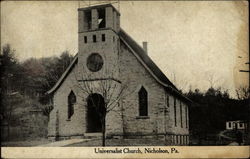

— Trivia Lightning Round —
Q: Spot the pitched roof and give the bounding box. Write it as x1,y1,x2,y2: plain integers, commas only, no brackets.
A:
46,29,191,103
119,29,176,89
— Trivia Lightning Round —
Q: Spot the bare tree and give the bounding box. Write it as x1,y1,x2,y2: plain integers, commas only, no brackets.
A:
206,72,220,88
170,72,189,93
71,58,131,146
235,86,250,100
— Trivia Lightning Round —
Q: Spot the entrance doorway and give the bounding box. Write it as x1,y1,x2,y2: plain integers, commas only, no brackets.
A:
86,93,105,132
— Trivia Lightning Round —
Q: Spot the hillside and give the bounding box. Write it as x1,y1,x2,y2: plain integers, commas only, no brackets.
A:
1,93,48,141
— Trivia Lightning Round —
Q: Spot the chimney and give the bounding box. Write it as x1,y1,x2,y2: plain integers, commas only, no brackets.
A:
142,41,148,54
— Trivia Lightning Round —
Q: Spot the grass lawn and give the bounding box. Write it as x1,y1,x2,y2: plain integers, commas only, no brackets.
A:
67,138,170,147
2,138,171,147
1,138,51,147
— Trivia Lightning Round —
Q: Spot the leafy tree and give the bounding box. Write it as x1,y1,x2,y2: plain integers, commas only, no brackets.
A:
39,51,74,104
19,51,74,104
0,44,20,94
0,45,74,139
0,44,22,140
20,58,46,96
186,87,249,145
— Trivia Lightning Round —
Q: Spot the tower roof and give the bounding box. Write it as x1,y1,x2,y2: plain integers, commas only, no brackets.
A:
78,3,120,16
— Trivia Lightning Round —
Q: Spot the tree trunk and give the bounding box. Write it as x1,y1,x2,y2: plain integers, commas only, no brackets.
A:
102,116,106,146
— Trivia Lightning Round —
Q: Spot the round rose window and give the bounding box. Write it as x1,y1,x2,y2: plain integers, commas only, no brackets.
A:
87,53,103,72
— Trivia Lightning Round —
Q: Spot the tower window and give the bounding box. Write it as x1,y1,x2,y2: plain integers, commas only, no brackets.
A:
84,10,91,30
102,34,105,42
97,8,106,28
139,86,148,116
93,35,96,43
68,91,76,119
84,36,87,43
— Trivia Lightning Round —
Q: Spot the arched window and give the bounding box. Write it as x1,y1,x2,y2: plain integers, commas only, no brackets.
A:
138,86,148,116
68,91,76,119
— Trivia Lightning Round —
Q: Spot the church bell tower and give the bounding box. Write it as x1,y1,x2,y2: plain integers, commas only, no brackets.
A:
77,4,123,136
77,4,120,80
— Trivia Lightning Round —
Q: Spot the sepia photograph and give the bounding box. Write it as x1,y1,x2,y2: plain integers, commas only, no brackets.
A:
0,0,249,158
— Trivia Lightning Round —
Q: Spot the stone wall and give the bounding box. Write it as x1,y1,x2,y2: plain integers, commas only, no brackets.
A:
48,64,86,139
168,95,189,135
119,41,189,144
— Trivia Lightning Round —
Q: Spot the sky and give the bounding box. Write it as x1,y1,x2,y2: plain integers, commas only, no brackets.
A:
1,1,249,97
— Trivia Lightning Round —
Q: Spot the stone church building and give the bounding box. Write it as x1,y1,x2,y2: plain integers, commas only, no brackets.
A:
47,4,191,145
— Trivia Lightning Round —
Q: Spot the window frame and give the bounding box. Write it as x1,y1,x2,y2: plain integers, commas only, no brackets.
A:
84,10,92,30
239,123,243,128
86,53,104,72
97,8,106,29
180,101,183,128
93,35,97,43
84,36,87,43
102,34,105,42
174,97,177,127
68,91,76,120
185,105,188,128
138,86,148,117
